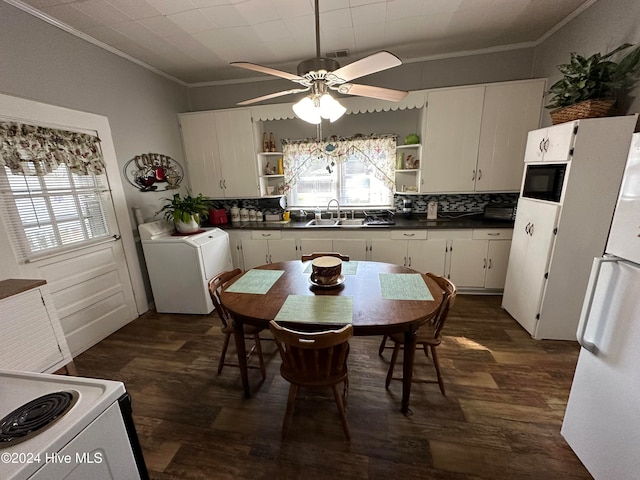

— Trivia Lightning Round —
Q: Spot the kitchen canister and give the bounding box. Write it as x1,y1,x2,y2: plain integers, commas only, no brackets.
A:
255,210,263,222
230,206,240,223
248,209,256,221
240,208,249,221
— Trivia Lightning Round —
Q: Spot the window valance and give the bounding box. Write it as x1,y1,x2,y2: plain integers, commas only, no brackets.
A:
282,134,397,191
0,121,106,176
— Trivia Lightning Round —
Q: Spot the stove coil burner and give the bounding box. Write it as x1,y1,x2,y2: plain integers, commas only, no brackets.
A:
0,391,78,447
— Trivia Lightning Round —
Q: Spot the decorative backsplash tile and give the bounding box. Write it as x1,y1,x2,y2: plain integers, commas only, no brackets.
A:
394,192,518,214
209,193,518,218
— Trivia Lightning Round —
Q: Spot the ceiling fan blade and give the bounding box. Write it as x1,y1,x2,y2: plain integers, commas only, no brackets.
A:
331,51,402,83
237,88,310,106
335,83,408,102
230,62,303,81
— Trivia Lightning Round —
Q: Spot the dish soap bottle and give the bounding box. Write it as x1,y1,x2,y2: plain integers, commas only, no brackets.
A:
315,207,322,221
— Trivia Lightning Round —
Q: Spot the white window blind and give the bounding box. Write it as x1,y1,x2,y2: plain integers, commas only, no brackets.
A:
0,164,115,262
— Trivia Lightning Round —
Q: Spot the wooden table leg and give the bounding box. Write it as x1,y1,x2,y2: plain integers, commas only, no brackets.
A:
401,326,418,416
232,317,251,398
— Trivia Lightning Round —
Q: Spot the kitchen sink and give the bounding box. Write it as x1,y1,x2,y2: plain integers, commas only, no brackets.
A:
337,219,366,226
304,218,367,227
305,219,340,227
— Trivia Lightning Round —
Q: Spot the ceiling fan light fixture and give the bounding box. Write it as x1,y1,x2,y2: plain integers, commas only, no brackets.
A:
319,93,346,122
292,96,322,124
293,92,346,124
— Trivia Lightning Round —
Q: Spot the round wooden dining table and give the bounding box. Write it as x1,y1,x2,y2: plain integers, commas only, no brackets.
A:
221,260,443,415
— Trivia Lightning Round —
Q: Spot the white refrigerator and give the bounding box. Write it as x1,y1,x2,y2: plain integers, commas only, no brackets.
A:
561,133,640,479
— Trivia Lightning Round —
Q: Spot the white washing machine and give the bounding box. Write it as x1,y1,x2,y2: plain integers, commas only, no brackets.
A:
0,369,148,480
139,220,233,314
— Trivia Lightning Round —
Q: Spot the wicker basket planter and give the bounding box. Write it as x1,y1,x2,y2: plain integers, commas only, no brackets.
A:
549,99,616,125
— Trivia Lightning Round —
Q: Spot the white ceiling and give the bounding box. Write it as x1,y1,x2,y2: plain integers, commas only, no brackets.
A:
12,0,595,85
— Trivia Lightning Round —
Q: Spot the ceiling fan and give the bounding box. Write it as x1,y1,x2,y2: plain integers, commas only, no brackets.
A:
231,0,408,123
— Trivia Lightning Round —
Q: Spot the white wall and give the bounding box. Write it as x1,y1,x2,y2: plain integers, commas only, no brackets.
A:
0,1,190,231
534,0,640,126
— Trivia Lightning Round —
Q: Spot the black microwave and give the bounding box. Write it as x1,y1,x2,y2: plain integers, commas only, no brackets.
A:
522,163,567,203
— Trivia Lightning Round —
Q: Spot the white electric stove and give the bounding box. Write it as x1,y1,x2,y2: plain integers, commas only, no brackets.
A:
0,370,148,480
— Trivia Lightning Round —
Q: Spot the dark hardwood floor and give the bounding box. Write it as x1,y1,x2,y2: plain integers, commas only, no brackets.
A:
74,295,592,480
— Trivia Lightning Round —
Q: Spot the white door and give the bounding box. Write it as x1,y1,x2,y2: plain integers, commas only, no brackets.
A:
485,240,512,289
333,239,368,261
266,238,297,264
606,133,640,264
502,198,560,335
214,109,259,197
476,81,544,191
299,238,334,259
370,239,406,266
408,239,448,276
240,239,270,269
449,239,488,287
0,94,142,357
562,258,640,480
423,87,484,192
179,112,224,197
543,121,577,162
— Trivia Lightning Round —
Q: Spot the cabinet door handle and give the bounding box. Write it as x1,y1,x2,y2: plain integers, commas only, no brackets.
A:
488,258,492,269
261,233,272,237
408,257,412,267
477,169,482,180
265,254,269,263
472,169,476,181
483,258,487,269
543,138,550,152
539,139,544,152
219,179,223,189
223,179,227,189
487,233,500,236
404,233,415,237
524,222,531,234
404,256,407,267
529,223,534,236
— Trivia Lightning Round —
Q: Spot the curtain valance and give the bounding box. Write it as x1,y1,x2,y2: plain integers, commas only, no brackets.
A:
282,134,396,191
0,121,106,176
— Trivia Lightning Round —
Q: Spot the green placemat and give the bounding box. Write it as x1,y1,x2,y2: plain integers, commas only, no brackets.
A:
379,273,434,301
274,295,353,325
225,269,284,294
303,261,358,275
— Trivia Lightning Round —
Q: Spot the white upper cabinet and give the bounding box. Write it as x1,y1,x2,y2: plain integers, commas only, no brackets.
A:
476,80,545,190
524,120,577,163
422,86,485,193
179,108,259,197
423,80,544,193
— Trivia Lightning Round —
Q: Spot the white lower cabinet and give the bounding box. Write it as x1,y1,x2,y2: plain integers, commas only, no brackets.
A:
449,235,512,288
231,229,511,292
297,238,333,257
370,231,447,275
240,231,297,270
333,239,368,261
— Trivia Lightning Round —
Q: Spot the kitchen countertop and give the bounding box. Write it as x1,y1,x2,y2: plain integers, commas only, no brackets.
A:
210,213,514,231
0,278,46,301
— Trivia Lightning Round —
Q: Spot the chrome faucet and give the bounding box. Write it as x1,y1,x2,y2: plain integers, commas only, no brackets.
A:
327,198,341,220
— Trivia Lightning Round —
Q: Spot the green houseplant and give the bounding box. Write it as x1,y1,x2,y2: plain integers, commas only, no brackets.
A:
160,192,210,233
546,43,640,124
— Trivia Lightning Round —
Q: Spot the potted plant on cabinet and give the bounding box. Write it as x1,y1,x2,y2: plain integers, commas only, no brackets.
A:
546,43,640,124
159,192,210,233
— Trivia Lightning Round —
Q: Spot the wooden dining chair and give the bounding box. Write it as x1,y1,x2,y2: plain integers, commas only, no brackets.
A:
381,273,457,395
269,320,353,440
208,268,266,380
301,252,350,262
